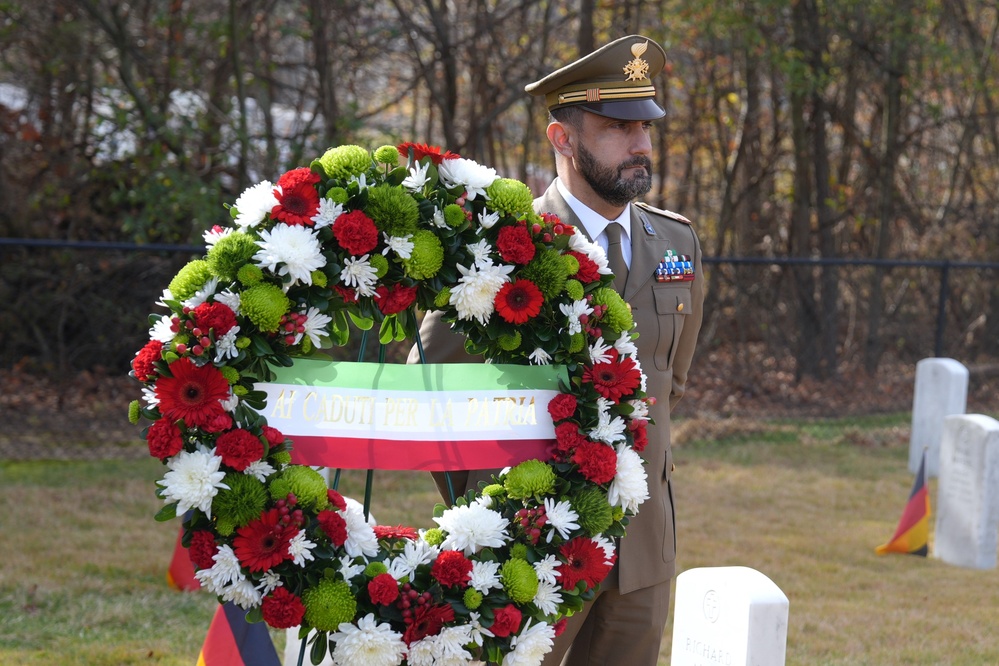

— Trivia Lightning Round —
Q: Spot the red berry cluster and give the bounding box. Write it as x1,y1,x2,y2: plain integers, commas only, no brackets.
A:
514,506,549,545
578,297,609,339
454,192,474,221
172,307,213,357
275,493,305,528
396,583,433,624
532,212,574,243
278,311,307,345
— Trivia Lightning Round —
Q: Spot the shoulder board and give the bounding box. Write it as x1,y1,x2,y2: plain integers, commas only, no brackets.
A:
635,201,692,225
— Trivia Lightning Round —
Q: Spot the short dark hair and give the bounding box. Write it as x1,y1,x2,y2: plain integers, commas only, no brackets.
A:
550,106,584,129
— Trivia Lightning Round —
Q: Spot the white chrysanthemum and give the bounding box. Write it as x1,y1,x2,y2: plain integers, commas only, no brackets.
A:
195,544,243,593
343,504,380,558
331,613,408,666
467,612,495,647
214,326,240,362
608,443,649,513
591,534,616,563
542,498,580,543
148,315,175,343
233,180,278,229
255,570,282,595
469,560,502,593
438,157,497,200
387,538,439,581
532,580,564,616
220,390,239,413
449,262,514,325
466,239,493,267
382,233,414,259
142,386,158,407
402,161,431,191
183,277,219,309
589,413,626,446
408,626,475,666
614,331,639,357
340,255,379,297
158,447,228,517
529,347,552,365
477,210,500,230
156,288,174,309
338,555,366,581
222,577,262,609
588,337,613,364
533,555,561,587
253,223,325,286
568,232,612,275
311,197,343,229
299,306,332,348
559,299,593,335
627,398,651,420
634,356,648,392
243,459,276,483
214,289,241,314
203,225,232,248
502,620,555,666
288,529,317,567
435,503,511,556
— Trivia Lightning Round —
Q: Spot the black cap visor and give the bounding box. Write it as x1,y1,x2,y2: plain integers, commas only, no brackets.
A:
576,98,665,121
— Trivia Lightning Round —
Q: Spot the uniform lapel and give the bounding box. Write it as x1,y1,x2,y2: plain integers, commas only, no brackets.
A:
624,205,671,301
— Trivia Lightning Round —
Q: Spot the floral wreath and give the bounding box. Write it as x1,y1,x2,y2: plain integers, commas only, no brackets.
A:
129,142,654,666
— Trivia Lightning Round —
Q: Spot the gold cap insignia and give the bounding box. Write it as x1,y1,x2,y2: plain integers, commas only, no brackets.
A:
623,41,651,81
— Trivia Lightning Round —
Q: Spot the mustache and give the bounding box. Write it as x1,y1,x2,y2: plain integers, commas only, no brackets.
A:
618,156,652,173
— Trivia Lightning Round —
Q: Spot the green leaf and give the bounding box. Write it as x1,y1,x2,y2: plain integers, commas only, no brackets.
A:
378,316,394,345
154,503,179,522
349,311,374,331
309,632,328,665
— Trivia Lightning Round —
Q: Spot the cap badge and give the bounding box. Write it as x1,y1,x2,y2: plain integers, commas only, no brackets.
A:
623,41,651,81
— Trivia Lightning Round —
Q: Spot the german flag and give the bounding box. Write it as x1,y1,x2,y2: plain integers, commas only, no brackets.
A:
197,602,281,666
875,450,930,556
166,524,201,591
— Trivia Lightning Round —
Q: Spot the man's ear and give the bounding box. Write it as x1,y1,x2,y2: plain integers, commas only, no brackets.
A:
547,121,574,158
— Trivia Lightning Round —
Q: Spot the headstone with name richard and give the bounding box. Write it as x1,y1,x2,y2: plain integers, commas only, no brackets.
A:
933,414,999,569
910,357,968,478
671,566,788,666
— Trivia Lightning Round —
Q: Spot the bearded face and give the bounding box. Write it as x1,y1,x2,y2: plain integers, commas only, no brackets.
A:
575,142,653,207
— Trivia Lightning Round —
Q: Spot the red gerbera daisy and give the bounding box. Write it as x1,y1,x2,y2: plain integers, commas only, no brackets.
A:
332,210,380,255
261,587,306,629
373,524,420,540
233,508,295,572
581,349,642,403
192,301,238,336
495,279,544,324
146,418,184,460
215,427,265,471
271,167,321,226
573,440,618,484
558,537,614,591
132,339,164,383
375,283,418,315
496,224,536,265
397,141,460,165
402,603,455,645
431,550,473,588
155,357,229,429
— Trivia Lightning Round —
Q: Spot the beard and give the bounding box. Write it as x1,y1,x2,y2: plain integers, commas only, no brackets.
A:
576,143,653,207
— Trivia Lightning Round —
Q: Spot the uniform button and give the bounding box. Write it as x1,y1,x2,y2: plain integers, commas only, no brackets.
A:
677,303,684,312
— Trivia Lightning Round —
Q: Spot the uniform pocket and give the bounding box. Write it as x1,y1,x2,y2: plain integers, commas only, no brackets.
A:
652,286,691,371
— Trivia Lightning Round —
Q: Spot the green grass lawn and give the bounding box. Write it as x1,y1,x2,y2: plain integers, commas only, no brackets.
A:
3,414,998,665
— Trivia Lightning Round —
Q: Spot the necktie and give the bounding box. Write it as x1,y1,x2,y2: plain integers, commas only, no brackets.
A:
605,222,628,292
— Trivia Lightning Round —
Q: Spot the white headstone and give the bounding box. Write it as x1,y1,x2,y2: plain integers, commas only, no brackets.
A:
671,566,789,666
910,357,968,477
933,414,999,569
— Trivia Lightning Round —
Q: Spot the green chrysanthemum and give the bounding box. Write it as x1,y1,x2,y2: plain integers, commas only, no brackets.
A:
503,459,556,500
236,337,252,349
365,561,388,577
563,254,580,277
373,145,400,165
365,184,420,237
233,384,249,396
219,366,240,383
271,450,292,466
592,287,634,334
206,232,258,282
571,488,614,536
127,400,141,424
481,483,507,501
326,187,349,204
509,542,529,561
369,253,390,279
485,178,533,216
564,278,584,301
433,287,452,308
520,248,568,300
403,229,444,280
237,263,264,286
318,145,371,180
310,270,328,287
422,528,445,546
568,332,586,354
240,283,290,333
213,473,268,537
302,578,357,632
443,204,467,228
268,466,329,512
463,587,483,610
498,332,521,351
500,557,538,604
168,260,213,301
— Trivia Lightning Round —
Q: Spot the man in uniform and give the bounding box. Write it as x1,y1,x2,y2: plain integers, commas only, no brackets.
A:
411,35,703,666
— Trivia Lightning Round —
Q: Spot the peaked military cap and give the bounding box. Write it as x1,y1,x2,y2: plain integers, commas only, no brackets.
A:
525,35,667,121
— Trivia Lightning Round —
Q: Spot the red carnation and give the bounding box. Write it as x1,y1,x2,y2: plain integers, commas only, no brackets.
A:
317,509,348,547
489,604,522,638
581,350,642,403
202,411,233,434
261,587,306,629
373,524,420,540
495,279,544,324
155,357,229,429
558,537,613,591
146,418,184,460
496,225,536,265
189,530,217,570
397,141,460,165
567,250,601,284
403,603,455,645
334,284,358,303
233,508,295,572
367,573,400,605
272,167,321,226
262,425,287,448
547,393,578,422
375,283,418,315
552,617,569,637
431,550,473,588
573,440,617,484
333,210,379,255
630,419,649,452
215,428,265,471
326,489,348,512
554,422,587,460
132,339,164,383
192,302,238,336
